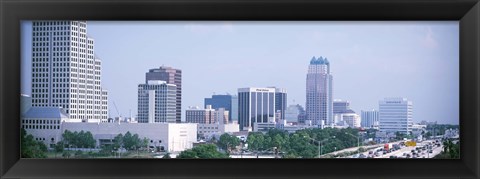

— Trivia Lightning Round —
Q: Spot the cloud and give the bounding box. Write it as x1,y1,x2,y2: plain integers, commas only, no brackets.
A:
184,22,234,34
422,27,438,48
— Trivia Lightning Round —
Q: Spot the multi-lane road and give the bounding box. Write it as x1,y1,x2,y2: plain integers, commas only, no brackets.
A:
347,139,444,159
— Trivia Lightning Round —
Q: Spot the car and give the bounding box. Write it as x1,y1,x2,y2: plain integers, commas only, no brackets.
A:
429,150,433,153
389,156,397,158
403,153,407,156
368,151,373,154
406,154,411,158
383,151,387,154
359,154,366,158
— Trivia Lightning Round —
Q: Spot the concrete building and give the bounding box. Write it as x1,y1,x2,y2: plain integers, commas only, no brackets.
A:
146,66,182,123
197,122,240,139
361,109,379,128
306,56,333,126
137,80,177,123
284,104,305,123
30,21,108,123
21,107,69,147
22,107,197,152
238,87,276,131
333,99,351,114
379,98,413,134
204,94,238,122
185,105,229,124
342,113,361,128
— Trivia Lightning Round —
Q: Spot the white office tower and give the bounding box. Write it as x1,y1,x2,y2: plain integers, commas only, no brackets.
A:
137,80,177,123
379,98,413,134
306,56,333,126
238,87,276,131
31,21,108,123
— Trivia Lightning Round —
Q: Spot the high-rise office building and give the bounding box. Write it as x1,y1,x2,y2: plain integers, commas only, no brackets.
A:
361,109,379,128
204,94,238,123
306,56,333,126
146,66,182,123
137,80,177,123
31,21,108,122
238,87,276,131
379,98,413,134
274,88,287,120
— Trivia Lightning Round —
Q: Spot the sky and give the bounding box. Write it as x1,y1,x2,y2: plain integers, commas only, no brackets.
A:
21,21,459,124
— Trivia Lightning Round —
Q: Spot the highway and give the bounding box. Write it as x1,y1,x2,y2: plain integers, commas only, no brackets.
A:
347,139,444,159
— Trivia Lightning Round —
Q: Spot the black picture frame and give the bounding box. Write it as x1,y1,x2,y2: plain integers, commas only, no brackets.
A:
1,0,479,178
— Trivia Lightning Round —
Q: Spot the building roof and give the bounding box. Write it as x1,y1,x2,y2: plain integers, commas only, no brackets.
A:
23,107,69,119
310,56,330,65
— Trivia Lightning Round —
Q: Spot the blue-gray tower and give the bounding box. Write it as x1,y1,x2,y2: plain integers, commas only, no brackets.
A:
306,56,333,127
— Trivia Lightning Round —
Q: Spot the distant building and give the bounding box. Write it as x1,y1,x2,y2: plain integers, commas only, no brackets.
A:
146,66,182,123
306,56,333,126
274,88,287,120
342,113,361,128
137,80,177,123
204,94,238,122
361,109,379,128
333,99,351,114
185,105,229,124
284,104,306,123
197,122,240,139
379,98,413,134
21,94,32,115
238,87,276,131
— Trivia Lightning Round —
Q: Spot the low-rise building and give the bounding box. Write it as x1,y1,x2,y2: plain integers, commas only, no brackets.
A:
197,122,240,139
22,107,197,152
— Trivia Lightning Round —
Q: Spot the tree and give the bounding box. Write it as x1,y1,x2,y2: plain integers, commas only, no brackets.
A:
177,144,229,158
21,128,48,158
54,141,65,158
113,133,124,150
217,133,240,153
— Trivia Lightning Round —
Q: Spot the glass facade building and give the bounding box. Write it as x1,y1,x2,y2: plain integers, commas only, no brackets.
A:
238,88,276,131
204,94,238,122
306,56,333,126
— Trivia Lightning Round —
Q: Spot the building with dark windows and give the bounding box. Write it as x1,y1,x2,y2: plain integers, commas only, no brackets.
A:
333,99,351,114
204,94,238,122
306,56,333,127
273,88,287,120
238,87,276,131
145,66,182,123
137,80,177,123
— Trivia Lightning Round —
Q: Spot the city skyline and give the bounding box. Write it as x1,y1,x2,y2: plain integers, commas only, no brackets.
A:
21,21,459,124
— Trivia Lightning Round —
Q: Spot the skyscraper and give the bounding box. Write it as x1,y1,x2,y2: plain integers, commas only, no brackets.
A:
306,56,333,126
379,98,413,134
361,109,379,128
146,66,182,123
274,88,287,120
137,80,177,123
204,94,238,123
238,87,276,131
185,105,229,124
31,21,108,122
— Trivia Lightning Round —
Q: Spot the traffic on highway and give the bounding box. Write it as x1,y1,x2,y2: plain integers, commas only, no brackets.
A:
347,139,444,159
